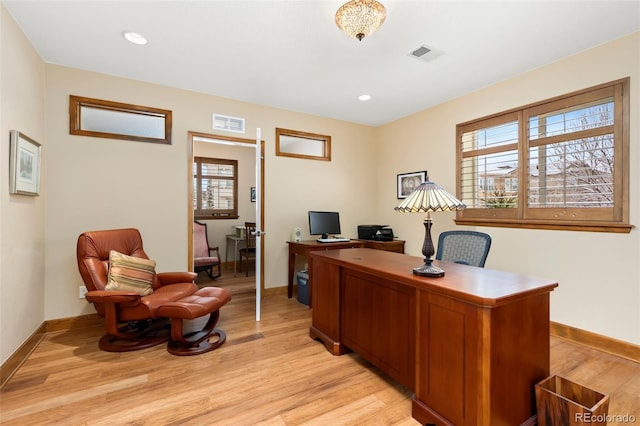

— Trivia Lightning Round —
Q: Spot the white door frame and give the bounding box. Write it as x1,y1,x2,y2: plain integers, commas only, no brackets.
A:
188,131,265,321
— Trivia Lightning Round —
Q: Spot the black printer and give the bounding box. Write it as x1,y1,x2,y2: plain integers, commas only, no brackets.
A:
357,225,394,241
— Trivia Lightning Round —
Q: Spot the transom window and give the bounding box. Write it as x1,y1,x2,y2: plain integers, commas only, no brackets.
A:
193,157,238,219
456,78,631,233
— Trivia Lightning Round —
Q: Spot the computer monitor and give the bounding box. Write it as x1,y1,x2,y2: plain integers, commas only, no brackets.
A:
308,211,341,239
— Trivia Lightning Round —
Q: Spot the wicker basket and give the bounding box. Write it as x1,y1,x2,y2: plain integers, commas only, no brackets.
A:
535,375,609,426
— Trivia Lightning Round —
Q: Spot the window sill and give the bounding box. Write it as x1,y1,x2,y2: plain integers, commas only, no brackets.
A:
454,218,633,233
194,215,239,220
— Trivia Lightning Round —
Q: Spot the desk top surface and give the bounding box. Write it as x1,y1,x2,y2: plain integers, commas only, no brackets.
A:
287,239,364,247
310,248,558,307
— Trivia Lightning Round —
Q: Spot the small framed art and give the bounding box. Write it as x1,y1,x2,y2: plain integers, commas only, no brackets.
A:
397,171,426,199
9,130,41,196
250,187,256,202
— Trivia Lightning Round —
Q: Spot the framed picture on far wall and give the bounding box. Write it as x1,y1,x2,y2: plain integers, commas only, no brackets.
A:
9,130,41,196
250,187,256,202
397,171,426,199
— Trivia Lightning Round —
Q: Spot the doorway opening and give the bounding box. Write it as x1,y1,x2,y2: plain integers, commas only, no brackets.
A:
187,131,265,311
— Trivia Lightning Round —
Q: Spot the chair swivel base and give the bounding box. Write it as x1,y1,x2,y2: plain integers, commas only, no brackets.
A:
98,319,171,352
156,286,232,356
167,326,227,356
166,311,226,356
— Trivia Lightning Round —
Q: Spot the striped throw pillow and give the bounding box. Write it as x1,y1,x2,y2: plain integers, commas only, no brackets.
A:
105,250,156,296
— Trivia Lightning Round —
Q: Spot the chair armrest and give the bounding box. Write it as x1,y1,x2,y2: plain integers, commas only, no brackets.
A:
208,246,220,256
85,290,141,305
156,271,197,285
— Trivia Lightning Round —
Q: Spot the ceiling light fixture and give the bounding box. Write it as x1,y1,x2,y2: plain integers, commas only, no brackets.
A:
123,31,148,45
335,0,386,42
358,94,371,101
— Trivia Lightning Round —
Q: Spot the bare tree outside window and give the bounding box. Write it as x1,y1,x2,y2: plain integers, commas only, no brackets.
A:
530,102,614,208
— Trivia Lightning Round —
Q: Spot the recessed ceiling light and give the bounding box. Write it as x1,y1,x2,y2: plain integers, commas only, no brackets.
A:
358,94,372,101
123,31,148,45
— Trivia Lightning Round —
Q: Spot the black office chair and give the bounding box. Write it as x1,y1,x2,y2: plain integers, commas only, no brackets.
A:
435,230,492,267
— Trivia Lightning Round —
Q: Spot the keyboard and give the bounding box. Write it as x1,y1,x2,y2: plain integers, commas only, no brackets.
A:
317,238,351,243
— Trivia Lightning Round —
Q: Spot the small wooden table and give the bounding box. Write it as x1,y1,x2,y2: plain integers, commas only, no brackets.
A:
225,234,246,277
286,240,364,299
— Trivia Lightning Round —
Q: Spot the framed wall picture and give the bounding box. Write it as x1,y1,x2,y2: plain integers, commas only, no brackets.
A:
250,187,256,202
9,130,41,196
397,171,426,199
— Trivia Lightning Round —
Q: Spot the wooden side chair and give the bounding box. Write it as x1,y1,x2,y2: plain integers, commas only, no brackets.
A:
238,222,256,277
193,220,222,279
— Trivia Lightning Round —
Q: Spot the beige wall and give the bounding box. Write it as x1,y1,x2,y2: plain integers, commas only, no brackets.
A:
0,3,46,364
376,32,640,345
43,64,377,321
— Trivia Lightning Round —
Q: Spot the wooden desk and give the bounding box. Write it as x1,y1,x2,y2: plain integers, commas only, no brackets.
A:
309,248,558,426
357,239,405,253
286,240,364,299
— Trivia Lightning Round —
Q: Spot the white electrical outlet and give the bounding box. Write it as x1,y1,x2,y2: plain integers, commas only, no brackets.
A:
79,286,88,299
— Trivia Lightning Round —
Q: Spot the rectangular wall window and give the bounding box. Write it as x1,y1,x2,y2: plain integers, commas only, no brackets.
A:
456,78,630,233
194,157,238,219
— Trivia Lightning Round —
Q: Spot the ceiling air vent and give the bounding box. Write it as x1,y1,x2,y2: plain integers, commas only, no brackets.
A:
212,113,245,133
408,44,441,63
410,45,431,58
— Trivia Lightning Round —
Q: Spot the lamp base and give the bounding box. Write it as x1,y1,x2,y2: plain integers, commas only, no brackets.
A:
413,263,445,278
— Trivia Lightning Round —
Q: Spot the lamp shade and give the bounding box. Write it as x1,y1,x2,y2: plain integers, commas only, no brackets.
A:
335,0,386,41
395,179,466,213
395,177,465,277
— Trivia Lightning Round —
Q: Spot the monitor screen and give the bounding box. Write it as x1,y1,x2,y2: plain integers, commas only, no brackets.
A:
308,211,341,239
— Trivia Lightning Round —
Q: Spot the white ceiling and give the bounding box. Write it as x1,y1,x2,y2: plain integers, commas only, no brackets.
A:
4,0,640,126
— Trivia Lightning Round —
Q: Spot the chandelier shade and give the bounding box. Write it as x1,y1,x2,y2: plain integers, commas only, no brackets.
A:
335,0,387,41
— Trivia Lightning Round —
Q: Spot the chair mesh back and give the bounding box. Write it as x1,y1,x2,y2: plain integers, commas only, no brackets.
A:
436,231,491,267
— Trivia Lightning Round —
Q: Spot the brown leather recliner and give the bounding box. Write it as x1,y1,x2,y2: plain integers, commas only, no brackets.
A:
77,228,231,355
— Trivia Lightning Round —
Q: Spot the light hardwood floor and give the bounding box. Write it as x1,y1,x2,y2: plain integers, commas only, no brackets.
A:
1,274,639,425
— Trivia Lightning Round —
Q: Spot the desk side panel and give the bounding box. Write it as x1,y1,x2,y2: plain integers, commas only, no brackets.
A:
488,292,550,424
414,291,551,426
310,257,343,354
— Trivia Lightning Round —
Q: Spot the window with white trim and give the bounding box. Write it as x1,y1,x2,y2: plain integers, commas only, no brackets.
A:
456,78,631,233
